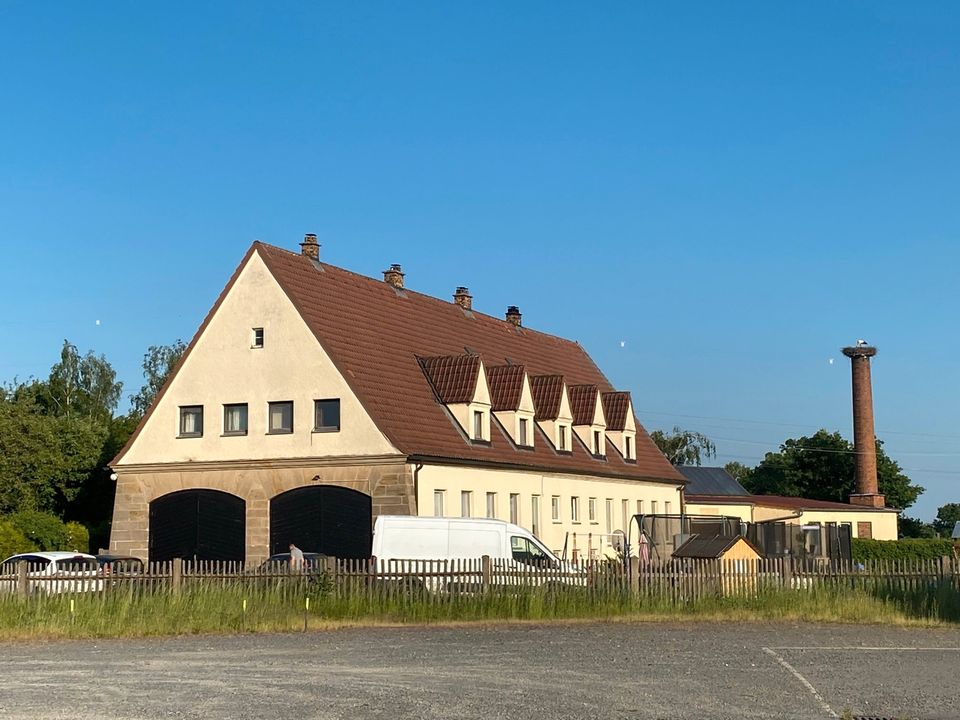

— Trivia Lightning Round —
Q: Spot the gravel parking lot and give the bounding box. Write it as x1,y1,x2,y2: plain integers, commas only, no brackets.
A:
1,622,958,719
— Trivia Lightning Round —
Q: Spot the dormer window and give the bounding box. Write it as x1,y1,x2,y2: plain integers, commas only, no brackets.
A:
625,435,633,460
252,327,264,348
473,410,484,440
593,430,602,455
558,425,567,451
519,418,528,446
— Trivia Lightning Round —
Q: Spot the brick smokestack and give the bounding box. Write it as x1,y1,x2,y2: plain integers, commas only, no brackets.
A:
842,342,884,508
383,264,405,289
453,287,472,310
300,233,320,260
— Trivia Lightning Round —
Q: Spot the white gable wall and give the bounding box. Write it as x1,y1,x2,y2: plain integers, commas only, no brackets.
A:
118,250,398,465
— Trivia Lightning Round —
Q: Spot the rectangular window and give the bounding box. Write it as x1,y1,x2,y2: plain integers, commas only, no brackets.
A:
252,327,264,348
314,399,341,432
622,500,629,532
664,501,672,516
558,425,567,451
179,406,203,437
857,521,873,539
551,495,561,522
461,491,472,518
637,499,644,516
486,492,497,519
268,401,294,434
588,497,597,523
473,410,484,440
570,496,580,523
531,496,541,537
223,403,248,435
605,499,614,534
594,430,602,455
625,436,632,459
651,500,658,515
519,418,528,446
509,493,519,525
433,490,445,517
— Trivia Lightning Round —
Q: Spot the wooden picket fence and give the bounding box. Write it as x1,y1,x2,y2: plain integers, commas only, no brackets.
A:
1,555,957,604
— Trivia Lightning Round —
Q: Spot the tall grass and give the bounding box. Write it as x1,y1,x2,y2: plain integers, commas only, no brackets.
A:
0,575,956,639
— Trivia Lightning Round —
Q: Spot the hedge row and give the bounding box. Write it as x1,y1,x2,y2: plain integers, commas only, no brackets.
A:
852,537,955,562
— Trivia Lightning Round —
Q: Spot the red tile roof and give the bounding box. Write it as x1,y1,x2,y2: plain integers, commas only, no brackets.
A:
530,375,566,421
686,494,895,513
419,355,481,404
120,242,683,484
568,385,599,425
601,392,631,431
487,364,526,412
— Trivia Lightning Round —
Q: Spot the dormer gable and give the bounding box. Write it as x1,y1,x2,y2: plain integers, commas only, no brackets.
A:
419,354,491,442
602,391,637,461
530,375,575,453
488,364,535,447
568,384,607,457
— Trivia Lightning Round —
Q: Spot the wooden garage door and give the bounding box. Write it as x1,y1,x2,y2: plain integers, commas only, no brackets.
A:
149,490,246,564
270,486,372,559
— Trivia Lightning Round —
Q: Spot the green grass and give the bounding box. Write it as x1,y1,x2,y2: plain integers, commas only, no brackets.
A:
0,576,957,639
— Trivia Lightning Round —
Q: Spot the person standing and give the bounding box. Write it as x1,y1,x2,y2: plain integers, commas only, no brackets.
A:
289,543,305,571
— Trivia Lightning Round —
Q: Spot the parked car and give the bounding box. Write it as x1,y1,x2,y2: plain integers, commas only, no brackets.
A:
0,552,104,594
95,554,145,587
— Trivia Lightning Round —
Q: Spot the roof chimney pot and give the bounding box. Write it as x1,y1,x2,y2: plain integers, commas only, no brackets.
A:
453,286,473,310
506,305,522,327
383,264,405,289
300,233,320,260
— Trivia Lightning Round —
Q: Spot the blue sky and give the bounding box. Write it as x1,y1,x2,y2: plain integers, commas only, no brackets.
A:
1,2,957,520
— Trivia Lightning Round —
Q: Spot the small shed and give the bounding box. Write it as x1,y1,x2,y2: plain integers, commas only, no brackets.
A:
673,534,762,561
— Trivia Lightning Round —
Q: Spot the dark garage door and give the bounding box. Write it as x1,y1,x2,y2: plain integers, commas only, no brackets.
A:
149,490,246,563
270,486,372,558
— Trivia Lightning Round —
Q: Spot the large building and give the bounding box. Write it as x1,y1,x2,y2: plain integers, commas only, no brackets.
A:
109,237,685,563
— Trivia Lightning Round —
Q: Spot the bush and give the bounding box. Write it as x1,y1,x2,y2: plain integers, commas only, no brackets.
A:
852,538,954,562
8,511,67,551
0,520,37,559
64,522,90,553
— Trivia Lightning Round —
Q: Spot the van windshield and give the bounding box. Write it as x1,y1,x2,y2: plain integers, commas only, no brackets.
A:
510,536,557,568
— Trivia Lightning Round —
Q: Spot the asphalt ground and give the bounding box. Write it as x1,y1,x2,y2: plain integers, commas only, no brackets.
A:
1,622,958,720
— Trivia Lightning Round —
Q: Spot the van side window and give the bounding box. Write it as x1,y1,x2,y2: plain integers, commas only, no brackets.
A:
510,536,555,568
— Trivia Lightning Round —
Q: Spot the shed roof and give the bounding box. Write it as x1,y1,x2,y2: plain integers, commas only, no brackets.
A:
678,467,750,496
672,534,761,559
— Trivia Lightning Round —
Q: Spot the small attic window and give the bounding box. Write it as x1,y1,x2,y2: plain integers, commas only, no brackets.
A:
252,328,264,349
473,410,484,440
625,436,633,460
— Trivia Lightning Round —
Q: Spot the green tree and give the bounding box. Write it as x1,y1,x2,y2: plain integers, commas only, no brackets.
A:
9,510,68,550
0,519,36,558
128,340,186,419
39,340,122,422
650,427,716,466
898,515,936,539
933,503,960,537
742,429,923,510
723,461,753,486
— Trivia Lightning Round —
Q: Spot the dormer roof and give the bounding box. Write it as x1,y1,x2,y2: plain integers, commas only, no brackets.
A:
530,375,567,420
419,355,482,404
601,392,632,431
487,364,527,411
568,384,601,426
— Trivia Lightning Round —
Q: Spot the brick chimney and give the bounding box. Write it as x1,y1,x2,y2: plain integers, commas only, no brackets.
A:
383,264,405,289
453,287,472,310
300,233,320,260
842,342,884,508
505,305,522,327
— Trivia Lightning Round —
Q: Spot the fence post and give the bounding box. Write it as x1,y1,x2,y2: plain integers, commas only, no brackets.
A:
17,560,28,599
481,555,492,592
171,558,182,594
780,556,793,589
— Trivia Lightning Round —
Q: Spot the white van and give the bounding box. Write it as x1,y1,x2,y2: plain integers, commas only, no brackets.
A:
371,516,582,590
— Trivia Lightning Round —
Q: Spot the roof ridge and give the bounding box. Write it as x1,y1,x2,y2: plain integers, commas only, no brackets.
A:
255,240,585,349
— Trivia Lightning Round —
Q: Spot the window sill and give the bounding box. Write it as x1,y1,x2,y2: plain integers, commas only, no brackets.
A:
312,427,341,434
221,432,248,437
470,439,491,446
177,434,202,439
267,430,294,435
